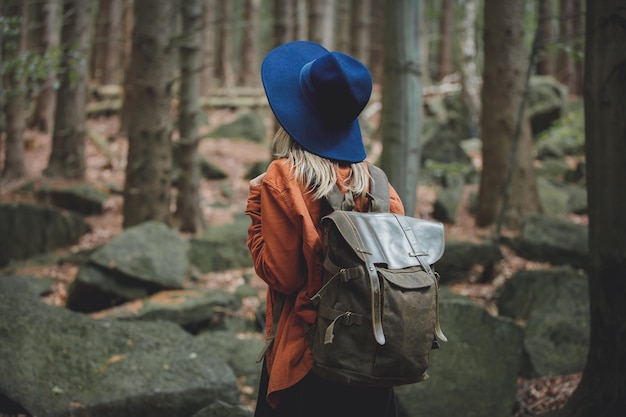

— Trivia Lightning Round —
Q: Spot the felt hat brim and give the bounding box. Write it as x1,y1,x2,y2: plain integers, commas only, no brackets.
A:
261,41,368,163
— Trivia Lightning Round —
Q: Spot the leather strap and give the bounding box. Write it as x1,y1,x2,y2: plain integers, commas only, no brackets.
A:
395,214,448,343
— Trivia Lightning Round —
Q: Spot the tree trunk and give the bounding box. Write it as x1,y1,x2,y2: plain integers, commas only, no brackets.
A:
308,0,334,50
123,0,177,228
200,0,216,95
239,0,260,86
459,0,481,138
571,0,584,96
294,0,307,41
272,0,292,47
350,0,371,65
552,3,626,414
476,0,539,229
44,0,94,180
29,0,61,134
536,0,554,75
101,0,123,85
368,0,384,86
336,0,351,52
215,0,235,88
379,0,423,217
557,0,575,90
2,1,29,180
175,0,202,234
437,0,454,80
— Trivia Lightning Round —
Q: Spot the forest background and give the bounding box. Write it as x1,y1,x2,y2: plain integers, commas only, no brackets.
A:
1,1,625,417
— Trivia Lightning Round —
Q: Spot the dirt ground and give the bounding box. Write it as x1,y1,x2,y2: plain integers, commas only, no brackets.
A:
0,111,581,416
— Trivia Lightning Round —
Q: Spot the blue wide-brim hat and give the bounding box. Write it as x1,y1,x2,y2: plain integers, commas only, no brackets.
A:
261,41,372,163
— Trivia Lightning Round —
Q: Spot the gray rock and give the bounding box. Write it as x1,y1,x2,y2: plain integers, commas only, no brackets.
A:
67,263,159,312
0,202,90,267
516,213,588,269
435,239,503,284
0,275,241,417
93,288,241,334
191,400,252,417
206,111,266,143
38,182,109,215
188,220,252,273
89,221,189,288
528,75,567,135
396,296,524,417
199,331,265,403
496,266,589,377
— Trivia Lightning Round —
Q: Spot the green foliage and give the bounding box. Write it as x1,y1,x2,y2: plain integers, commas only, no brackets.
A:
0,10,61,104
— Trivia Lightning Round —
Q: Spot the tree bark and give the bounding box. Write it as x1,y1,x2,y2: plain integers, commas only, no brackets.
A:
239,0,260,86
379,0,423,217
336,0,351,52
437,0,454,80
476,0,539,229
557,0,575,90
200,0,216,95
459,0,481,138
294,0,307,41
44,0,94,180
350,0,371,65
122,0,177,228
29,0,61,134
215,0,235,88
536,0,554,75
308,0,334,50
551,3,626,414
2,0,29,180
272,0,292,47
175,0,202,234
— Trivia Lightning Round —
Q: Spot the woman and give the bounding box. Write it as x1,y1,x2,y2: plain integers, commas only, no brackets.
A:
246,40,405,417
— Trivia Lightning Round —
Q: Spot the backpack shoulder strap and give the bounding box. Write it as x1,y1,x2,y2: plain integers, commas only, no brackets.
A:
325,162,390,213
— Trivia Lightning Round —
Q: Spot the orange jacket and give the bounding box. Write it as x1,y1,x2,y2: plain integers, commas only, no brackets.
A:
246,158,405,408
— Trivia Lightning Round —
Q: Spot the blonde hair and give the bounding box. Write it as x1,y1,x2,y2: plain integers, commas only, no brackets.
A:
271,127,370,200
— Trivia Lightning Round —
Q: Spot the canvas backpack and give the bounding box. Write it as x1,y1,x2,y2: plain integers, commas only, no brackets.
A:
304,162,447,387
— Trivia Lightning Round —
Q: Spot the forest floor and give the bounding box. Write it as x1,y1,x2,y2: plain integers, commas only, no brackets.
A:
0,111,582,416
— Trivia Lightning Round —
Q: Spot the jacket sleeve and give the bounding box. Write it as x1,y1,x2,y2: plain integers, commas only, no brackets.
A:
245,177,307,295
388,184,405,216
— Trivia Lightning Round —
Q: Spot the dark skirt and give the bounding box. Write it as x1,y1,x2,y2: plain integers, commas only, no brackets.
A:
254,361,398,417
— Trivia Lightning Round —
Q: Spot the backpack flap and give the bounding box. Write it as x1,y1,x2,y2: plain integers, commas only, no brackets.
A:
321,211,444,268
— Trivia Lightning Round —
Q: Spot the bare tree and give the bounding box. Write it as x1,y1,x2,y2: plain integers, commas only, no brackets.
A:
557,0,575,90
379,0,423,217
536,0,554,75
214,0,235,88
44,0,95,180
550,2,626,415
29,0,61,134
91,0,124,85
459,0,481,138
272,0,293,47
122,0,177,227
239,0,260,86
294,0,307,41
1,0,29,180
350,0,371,65
175,0,202,234
308,0,334,50
475,0,539,229
200,0,216,95
437,0,454,80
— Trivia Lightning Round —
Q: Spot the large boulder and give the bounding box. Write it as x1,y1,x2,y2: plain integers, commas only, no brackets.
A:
188,219,252,273
92,288,242,334
0,202,90,267
396,292,524,417
515,213,588,269
67,221,190,312
496,266,590,377
0,274,241,417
